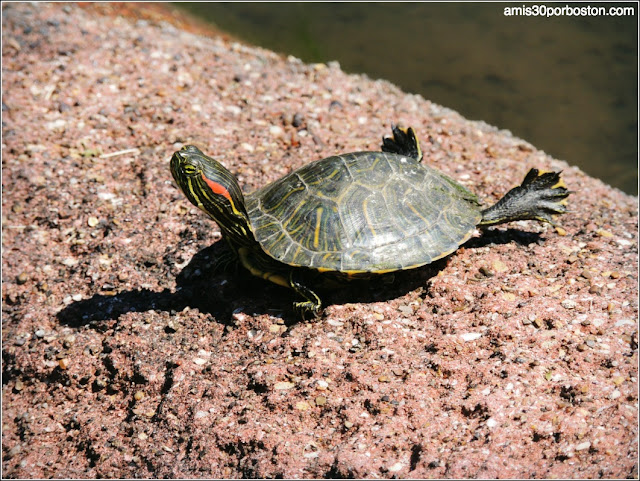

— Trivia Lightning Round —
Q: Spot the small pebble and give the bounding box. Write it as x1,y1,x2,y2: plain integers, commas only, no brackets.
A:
87,216,99,227
7,445,21,459
595,229,613,238
16,272,28,285
329,100,343,110
247,329,260,339
225,105,241,115
58,358,70,370
315,396,327,406
292,113,304,127
614,319,634,327
580,270,593,280
165,320,178,333
479,266,494,277
269,125,284,138
274,381,295,390
134,391,145,401
295,401,311,411
588,285,601,294
460,332,482,341
575,441,591,451
94,378,107,390
502,292,516,302
492,260,508,273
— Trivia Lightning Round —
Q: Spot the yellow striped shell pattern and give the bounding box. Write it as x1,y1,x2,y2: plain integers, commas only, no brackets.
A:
246,151,482,274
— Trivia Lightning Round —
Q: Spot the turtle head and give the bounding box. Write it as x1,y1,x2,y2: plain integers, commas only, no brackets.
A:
171,145,254,245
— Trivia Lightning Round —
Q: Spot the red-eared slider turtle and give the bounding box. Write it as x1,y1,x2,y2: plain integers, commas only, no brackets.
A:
170,126,569,318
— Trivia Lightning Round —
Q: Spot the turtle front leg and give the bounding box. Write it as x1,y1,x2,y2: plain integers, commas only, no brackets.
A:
289,272,322,320
213,242,240,274
238,247,322,319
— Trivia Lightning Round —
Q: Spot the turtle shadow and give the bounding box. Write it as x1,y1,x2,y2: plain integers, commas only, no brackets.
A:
468,226,544,249
56,243,241,328
56,228,542,327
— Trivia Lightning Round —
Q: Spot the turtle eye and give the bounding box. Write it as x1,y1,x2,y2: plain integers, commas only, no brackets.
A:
182,163,198,176
171,150,200,179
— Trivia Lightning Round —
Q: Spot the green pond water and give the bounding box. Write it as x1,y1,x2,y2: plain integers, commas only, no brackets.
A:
174,2,638,195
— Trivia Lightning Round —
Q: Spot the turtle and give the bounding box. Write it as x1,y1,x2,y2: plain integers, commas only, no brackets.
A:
170,126,570,318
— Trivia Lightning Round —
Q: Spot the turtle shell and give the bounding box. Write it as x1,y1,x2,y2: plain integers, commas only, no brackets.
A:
245,151,482,273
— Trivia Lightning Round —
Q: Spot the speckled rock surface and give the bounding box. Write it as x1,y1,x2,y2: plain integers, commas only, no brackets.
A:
2,3,637,479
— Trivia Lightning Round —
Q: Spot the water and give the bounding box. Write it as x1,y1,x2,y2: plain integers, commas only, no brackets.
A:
174,2,638,195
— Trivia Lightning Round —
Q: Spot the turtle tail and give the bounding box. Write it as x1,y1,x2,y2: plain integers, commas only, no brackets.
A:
479,168,571,227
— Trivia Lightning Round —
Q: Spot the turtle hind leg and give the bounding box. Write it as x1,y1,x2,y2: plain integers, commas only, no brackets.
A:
479,168,571,227
290,272,322,320
381,125,423,162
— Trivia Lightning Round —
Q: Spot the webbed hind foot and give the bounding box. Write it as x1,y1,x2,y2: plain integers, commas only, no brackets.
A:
381,125,423,162
480,168,571,227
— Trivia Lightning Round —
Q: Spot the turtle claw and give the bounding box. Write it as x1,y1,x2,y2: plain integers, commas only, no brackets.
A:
480,168,571,227
290,273,323,320
293,300,321,321
381,125,423,162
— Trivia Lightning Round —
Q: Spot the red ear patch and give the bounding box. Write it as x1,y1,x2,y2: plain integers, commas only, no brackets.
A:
202,173,232,202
